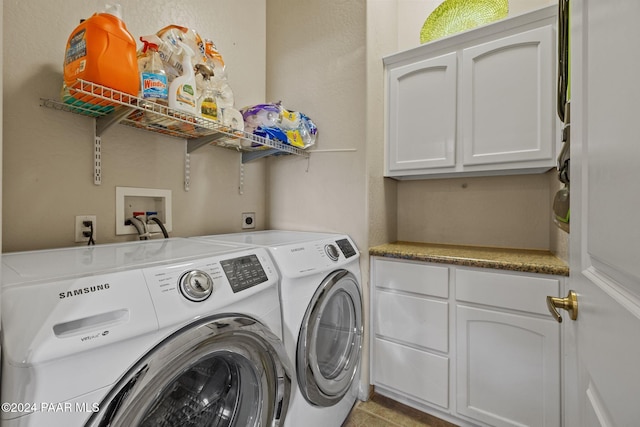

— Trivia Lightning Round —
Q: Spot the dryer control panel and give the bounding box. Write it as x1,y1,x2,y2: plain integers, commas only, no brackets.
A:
270,236,360,277
336,238,357,258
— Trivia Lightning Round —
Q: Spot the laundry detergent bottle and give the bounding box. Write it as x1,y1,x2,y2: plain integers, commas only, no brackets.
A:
63,3,139,97
168,41,197,114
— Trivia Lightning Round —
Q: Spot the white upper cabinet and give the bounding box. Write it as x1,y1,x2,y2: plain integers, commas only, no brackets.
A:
384,6,557,179
387,52,457,171
461,26,554,166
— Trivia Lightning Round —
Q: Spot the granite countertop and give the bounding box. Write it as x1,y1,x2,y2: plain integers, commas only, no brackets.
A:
370,241,569,276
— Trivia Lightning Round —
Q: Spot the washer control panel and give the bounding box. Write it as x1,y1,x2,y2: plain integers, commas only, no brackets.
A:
143,248,279,329
179,270,214,302
220,254,269,293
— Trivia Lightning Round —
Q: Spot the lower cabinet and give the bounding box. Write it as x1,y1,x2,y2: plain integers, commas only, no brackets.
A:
371,257,562,427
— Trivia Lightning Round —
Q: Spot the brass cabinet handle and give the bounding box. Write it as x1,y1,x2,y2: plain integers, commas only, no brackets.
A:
546,290,578,322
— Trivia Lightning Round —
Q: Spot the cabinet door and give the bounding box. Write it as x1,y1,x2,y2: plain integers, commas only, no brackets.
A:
386,52,457,174
460,25,554,167
456,305,560,427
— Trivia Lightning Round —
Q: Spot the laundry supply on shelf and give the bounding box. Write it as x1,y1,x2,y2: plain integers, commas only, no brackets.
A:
138,35,168,105
62,3,139,109
216,107,249,148
153,26,235,121
196,64,218,120
168,41,197,115
155,25,205,82
241,102,317,149
202,39,234,119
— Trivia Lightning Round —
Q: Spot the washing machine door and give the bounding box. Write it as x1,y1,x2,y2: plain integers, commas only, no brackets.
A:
297,269,363,407
85,314,291,427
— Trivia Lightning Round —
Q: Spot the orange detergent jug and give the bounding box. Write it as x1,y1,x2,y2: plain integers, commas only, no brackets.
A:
63,5,139,99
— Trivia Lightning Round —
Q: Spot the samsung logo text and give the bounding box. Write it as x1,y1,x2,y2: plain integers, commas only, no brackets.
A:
59,284,110,299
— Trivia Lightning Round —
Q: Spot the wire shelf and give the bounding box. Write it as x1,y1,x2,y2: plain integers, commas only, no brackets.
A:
41,80,309,158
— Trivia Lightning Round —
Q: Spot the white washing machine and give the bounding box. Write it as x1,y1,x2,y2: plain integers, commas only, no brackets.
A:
194,231,363,427
1,238,291,427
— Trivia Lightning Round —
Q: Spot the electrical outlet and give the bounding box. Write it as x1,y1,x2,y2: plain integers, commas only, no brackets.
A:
75,215,97,243
242,212,256,229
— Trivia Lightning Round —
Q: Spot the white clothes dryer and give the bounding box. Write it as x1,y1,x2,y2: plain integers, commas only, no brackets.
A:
194,231,363,427
1,238,291,427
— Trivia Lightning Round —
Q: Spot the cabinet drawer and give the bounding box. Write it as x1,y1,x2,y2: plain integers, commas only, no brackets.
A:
373,338,449,408
456,268,560,315
374,258,449,298
375,289,448,352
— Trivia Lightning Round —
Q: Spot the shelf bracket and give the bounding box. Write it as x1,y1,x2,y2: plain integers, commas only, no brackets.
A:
93,129,102,186
239,156,245,195
187,133,227,153
242,148,280,163
184,142,191,192
95,106,135,137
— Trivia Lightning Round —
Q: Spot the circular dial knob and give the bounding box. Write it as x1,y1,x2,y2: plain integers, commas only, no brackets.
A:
179,270,214,302
325,244,340,261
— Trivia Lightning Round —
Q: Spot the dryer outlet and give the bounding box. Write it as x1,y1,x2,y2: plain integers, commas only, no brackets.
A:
242,212,256,229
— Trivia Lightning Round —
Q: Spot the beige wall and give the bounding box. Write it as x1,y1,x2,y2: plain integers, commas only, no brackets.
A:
265,0,370,395
368,1,399,249
2,0,267,252
265,0,368,247
397,172,556,250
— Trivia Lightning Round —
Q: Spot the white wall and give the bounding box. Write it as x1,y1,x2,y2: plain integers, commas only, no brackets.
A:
3,0,267,252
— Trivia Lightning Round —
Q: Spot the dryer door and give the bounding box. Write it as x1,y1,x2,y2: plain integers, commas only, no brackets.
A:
297,269,363,407
85,315,291,427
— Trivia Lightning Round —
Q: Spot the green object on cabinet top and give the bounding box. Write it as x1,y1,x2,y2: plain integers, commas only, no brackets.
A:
420,0,509,44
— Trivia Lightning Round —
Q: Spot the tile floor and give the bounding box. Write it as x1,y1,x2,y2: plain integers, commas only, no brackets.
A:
342,393,459,427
